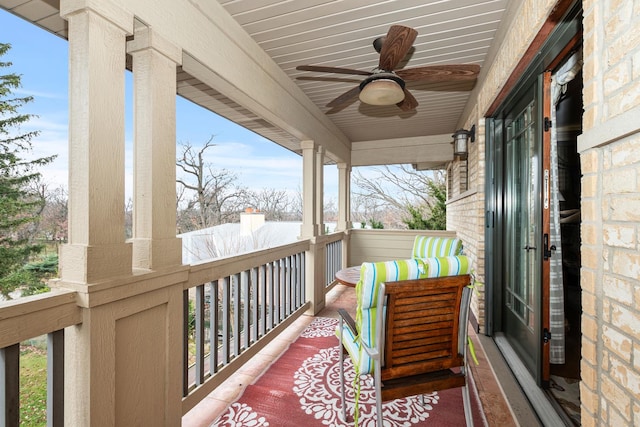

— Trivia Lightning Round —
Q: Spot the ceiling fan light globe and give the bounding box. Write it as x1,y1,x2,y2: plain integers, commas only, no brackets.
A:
359,79,405,105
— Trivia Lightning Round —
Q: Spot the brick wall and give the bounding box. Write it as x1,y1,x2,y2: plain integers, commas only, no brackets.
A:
579,0,640,425
449,0,640,424
448,116,486,331
447,189,486,331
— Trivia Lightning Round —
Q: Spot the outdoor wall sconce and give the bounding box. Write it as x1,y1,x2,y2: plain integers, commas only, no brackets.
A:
452,124,475,159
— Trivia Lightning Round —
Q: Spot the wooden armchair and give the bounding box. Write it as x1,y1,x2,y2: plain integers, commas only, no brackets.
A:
336,257,474,426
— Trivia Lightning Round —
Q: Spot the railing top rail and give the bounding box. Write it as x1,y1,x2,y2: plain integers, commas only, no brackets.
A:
349,229,457,237
314,231,345,244
186,239,310,288
0,289,81,348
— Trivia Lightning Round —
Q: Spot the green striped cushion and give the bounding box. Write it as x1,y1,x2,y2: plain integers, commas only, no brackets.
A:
412,236,463,258
341,258,427,375
423,255,472,277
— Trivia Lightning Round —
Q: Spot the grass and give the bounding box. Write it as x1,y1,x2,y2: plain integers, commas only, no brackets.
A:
20,345,47,426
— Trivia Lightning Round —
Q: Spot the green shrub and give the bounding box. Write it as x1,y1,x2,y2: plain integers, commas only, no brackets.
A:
20,345,47,426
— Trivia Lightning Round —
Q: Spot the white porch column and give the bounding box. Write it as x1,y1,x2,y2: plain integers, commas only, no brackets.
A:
315,145,325,235
58,1,133,284
299,141,326,314
336,162,352,231
300,140,318,239
127,23,183,270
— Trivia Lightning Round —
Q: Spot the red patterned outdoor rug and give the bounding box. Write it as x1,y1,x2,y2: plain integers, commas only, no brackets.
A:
213,317,484,426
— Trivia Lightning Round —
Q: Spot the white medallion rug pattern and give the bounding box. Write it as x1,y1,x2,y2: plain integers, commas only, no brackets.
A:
215,318,440,426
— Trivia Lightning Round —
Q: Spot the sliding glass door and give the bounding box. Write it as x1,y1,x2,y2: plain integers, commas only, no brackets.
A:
501,94,542,377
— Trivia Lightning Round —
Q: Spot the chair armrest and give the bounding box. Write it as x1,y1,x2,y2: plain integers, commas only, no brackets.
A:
337,308,357,336
338,308,379,361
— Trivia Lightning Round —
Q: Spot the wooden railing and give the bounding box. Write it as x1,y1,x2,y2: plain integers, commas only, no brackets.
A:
181,239,311,412
0,290,82,427
323,233,344,288
0,234,349,421
348,229,457,265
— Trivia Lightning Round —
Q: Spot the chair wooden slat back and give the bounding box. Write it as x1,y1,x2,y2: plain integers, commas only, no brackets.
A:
336,264,475,426
382,275,469,381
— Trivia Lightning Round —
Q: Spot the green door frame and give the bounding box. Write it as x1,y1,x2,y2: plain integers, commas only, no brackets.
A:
484,2,582,385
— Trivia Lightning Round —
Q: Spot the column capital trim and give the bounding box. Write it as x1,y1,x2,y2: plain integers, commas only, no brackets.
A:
127,24,182,65
61,0,134,35
300,140,316,150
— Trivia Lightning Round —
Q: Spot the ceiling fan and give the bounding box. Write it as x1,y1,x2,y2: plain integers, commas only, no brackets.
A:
296,25,480,113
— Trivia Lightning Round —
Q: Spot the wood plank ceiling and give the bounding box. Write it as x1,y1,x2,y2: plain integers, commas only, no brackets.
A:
218,0,508,144
1,0,509,163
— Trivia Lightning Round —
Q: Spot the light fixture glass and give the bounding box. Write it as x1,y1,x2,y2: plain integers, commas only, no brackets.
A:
451,125,475,159
359,79,405,105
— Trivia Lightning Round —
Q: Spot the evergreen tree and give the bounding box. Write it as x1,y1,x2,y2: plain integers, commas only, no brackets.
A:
403,180,447,230
0,43,56,299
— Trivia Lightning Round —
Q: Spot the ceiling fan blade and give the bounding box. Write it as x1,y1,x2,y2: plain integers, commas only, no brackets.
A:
378,25,418,71
326,85,361,110
296,76,362,84
296,65,371,76
396,88,418,111
396,64,480,82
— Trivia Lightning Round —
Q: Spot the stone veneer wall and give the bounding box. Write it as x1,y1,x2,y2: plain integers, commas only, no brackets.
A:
578,0,640,425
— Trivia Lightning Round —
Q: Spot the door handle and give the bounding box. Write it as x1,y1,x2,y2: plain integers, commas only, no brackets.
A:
543,233,556,260
524,245,537,251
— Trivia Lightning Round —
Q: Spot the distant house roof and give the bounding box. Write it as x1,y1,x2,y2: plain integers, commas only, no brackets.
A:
178,221,302,264
178,220,337,264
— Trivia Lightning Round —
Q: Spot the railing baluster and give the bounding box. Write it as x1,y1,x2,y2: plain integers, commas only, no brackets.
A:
291,256,295,312
251,267,259,344
292,255,297,311
296,253,303,308
241,270,250,350
273,261,280,322
283,258,287,316
1,343,20,427
259,265,266,336
328,243,332,286
210,281,218,374
47,330,64,427
298,253,307,303
267,263,274,331
222,276,231,364
292,255,298,310
182,290,190,396
278,258,289,322
233,273,241,357
195,285,205,385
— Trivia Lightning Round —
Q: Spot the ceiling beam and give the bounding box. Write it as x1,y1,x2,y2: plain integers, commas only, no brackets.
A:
351,134,453,167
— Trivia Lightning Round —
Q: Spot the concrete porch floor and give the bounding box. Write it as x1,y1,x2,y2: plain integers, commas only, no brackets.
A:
182,284,538,426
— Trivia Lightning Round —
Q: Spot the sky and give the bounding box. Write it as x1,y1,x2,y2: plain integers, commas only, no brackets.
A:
0,10,340,202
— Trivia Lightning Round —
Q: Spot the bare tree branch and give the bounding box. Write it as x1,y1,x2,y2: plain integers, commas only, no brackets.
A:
352,165,445,229
176,137,247,231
